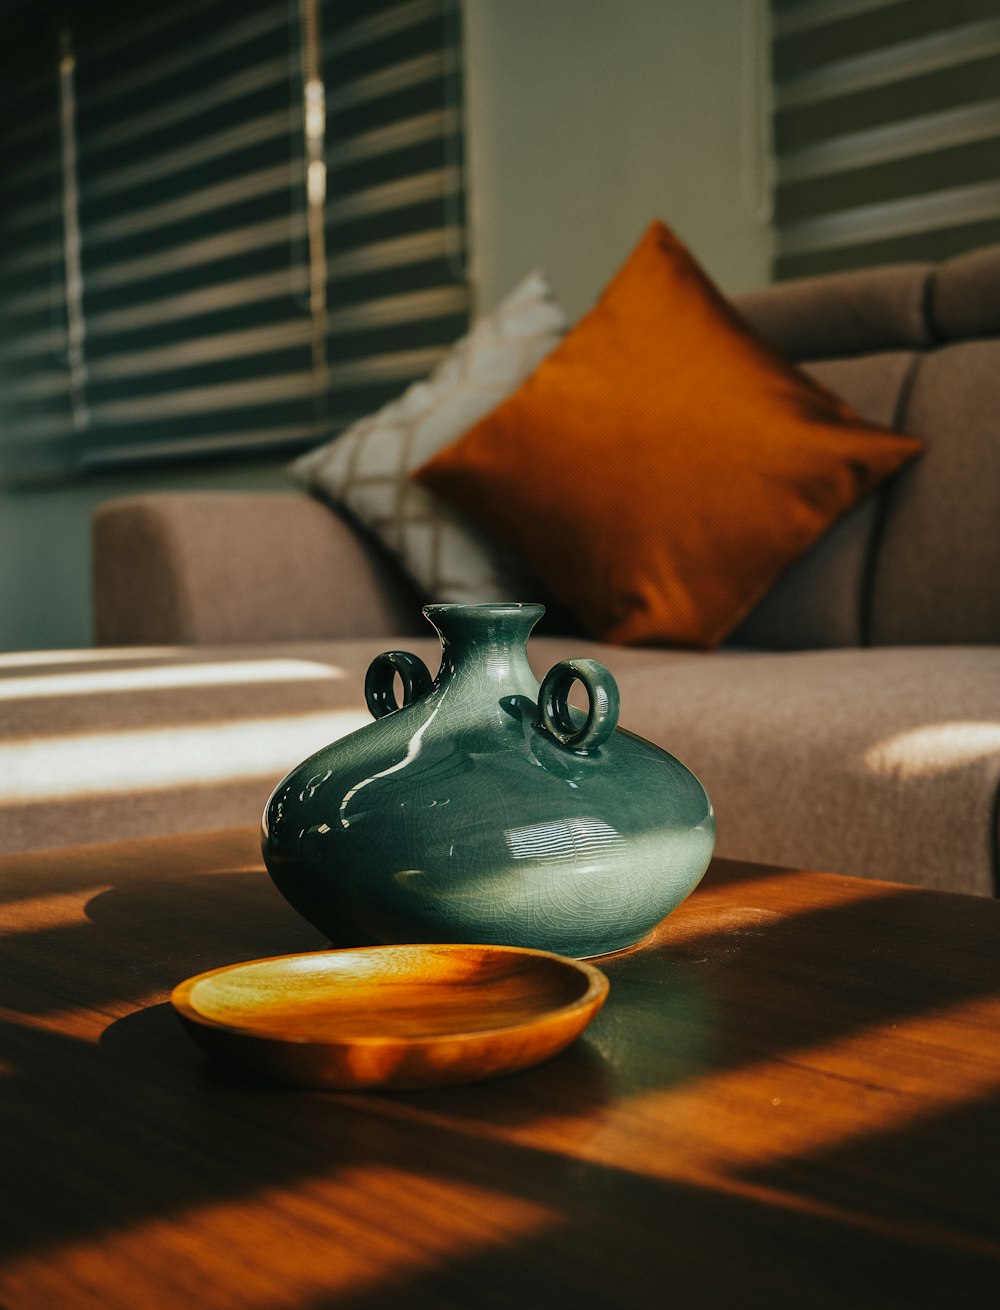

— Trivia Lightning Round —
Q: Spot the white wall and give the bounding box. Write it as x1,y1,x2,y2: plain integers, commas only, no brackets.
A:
0,0,774,652
463,0,773,318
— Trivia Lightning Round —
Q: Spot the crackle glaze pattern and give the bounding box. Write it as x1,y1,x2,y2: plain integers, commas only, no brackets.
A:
261,604,715,957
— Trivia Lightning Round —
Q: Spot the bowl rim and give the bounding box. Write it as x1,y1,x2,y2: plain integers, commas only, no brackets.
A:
170,942,610,1049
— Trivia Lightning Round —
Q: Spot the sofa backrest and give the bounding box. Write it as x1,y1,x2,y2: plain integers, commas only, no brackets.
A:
728,246,1000,648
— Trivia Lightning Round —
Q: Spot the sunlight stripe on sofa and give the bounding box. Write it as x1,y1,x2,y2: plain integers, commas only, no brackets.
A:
0,710,371,802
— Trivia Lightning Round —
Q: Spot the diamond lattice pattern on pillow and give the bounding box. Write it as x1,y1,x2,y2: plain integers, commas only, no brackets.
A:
291,271,567,602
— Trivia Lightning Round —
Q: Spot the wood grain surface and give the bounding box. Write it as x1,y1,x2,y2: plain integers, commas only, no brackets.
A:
1,826,999,1308
172,944,608,1090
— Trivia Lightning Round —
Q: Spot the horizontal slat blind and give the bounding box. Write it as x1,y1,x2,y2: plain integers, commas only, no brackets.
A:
0,0,468,482
75,0,314,471
0,19,77,479
771,0,1000,279
320,0,469,424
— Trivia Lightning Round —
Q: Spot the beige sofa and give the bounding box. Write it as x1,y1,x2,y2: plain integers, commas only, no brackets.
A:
3,247,999,897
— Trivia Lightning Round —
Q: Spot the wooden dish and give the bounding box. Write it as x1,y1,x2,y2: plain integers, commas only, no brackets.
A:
171,943,609,1091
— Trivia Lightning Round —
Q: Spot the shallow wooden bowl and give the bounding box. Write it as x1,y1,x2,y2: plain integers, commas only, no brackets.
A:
171,943,609,1091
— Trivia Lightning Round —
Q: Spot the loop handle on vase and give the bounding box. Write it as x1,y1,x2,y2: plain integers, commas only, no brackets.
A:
365,651,433,720
538,658,620,752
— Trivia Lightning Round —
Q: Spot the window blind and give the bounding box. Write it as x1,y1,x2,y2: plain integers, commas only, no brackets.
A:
771,0,1000,279
0,14,75,480
0,0,468,482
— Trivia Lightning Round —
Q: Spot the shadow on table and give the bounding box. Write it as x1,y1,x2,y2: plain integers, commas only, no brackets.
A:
2,848,1000,1308
3,1011,1000,1308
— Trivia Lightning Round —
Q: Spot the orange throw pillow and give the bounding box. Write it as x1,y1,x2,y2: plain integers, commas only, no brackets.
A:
413,220,924,647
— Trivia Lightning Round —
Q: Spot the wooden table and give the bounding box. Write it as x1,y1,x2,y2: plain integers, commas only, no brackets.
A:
1,827,998,1308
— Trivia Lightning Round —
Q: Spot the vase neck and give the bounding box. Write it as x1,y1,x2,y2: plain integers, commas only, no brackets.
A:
424,604,543,696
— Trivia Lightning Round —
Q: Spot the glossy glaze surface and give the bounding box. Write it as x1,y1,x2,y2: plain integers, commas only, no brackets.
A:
261,604,715,957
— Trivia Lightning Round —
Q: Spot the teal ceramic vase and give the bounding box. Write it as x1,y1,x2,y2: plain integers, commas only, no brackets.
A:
261,604,715,957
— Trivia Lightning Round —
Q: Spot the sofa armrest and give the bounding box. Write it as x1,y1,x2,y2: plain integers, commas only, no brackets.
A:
92,492,424,645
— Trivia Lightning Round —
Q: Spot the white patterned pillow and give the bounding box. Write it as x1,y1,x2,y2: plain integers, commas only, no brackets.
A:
289,271,567,602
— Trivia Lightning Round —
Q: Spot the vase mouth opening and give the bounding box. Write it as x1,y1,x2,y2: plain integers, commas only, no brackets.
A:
422,603,546,620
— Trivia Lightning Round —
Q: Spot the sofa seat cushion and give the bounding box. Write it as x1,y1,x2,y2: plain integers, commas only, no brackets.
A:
2,643,997,898
0,637,658,858
638,645,1000,897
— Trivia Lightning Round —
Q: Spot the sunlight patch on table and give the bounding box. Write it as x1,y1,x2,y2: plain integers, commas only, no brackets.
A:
0,887,109,937
655,869,898,946
582,992,1000,1188
384,991,1000,1225
0,998,161,1043
0,1166,556,1310
0,710,370,803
